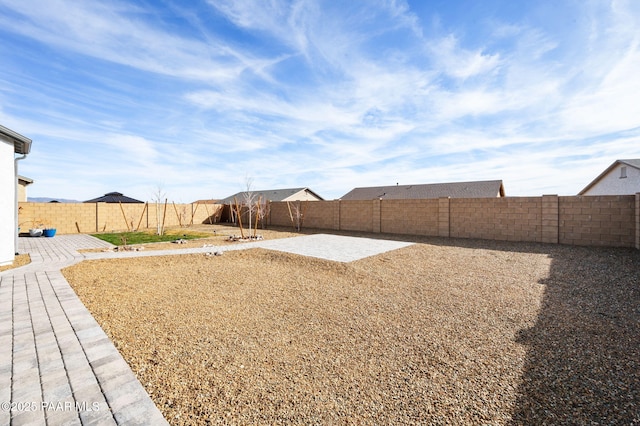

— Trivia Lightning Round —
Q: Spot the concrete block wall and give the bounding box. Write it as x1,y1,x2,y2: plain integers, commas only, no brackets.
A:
541,195,559,244
21,195,638,248
450,197,543,242
380,199,439,236
303,200,338,230
96,202,145,232
268,201,295,228
269,194,639,249
19,202,95,234
18,202,220,234
636,194,640,250
438,198,450,237
559,195,636,247
339,200,373,232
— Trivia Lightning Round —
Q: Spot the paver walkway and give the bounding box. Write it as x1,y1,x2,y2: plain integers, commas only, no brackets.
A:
0,235,168,425
0,233,413,425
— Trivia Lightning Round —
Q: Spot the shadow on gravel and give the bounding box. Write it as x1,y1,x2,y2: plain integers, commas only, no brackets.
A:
220,228,640,422
510,245,640,424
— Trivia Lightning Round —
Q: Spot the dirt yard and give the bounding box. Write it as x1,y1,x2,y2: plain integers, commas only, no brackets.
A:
62,233,640,425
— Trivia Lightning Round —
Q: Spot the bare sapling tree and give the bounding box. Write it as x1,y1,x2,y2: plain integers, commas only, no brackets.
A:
253,198,260,237
242,175,258,236
256,197,270,229
172,202,189,227
233,196,245,238
152,186,167,235
287,200,308,232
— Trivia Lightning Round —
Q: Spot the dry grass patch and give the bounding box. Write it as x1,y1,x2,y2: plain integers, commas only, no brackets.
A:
82,224,302,252
63,241,557,424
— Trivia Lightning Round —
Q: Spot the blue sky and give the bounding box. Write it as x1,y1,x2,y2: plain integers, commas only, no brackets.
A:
1,0,639,202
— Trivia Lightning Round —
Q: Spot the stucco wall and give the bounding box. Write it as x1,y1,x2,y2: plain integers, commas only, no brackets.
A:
284,190,323,202
17,181,28,202
583,163,640,195
0,140,15,265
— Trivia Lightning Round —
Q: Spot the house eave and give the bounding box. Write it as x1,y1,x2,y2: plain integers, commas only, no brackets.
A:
0,124,32,155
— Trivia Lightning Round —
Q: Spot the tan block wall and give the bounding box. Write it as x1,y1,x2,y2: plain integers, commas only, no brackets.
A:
559,196,635,247
438,198,450,237
95,203,143,232
19,203,96,234
636,194,640,250
380,199,439,236
268,201,295,227
302,201,338,230
265,195,638,249
18,202,221,234
22,195,639,248
541,195,559,244
450,197,542,242
340,200,373,232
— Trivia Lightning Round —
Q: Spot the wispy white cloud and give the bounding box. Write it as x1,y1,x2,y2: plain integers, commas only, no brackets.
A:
0,0,259,83
428,34,501,80
1,0,640,202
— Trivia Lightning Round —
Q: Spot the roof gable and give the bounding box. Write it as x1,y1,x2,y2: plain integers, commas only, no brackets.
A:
619,159,640,169
578,159,640,195
219,187,324,204
84,192,144,203
340,180,505,200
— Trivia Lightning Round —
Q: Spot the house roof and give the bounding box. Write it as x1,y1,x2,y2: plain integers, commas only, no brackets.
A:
18,175,34,185
219,187,324,204
340,180,505,200
84,192,144,203
0,124,32,154
193,199,219,205
578,159,640,195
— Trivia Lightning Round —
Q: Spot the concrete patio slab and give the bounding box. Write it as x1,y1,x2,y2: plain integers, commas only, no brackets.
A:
255,233,414,262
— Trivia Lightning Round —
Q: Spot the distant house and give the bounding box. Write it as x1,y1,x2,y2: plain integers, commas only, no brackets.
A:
1,124,32,266
192,199,218,205
579,159,640,196
219,187,324,204
17,175,33,202
218,187,324,224
340,180,505,200
84,192,144,203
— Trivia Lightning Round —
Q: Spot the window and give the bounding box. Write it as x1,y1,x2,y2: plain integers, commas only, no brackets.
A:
620,166,627,178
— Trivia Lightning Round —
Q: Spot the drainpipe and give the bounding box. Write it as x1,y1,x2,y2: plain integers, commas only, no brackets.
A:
14,153,27,255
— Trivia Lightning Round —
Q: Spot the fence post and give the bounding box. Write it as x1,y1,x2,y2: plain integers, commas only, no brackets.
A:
541,195,559,244
636,192,640,250
373,199,381,233
95,203,99,233
334,200,341,231
438,197,450,238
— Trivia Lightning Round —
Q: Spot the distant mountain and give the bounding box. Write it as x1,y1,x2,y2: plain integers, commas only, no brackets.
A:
28,197,81,203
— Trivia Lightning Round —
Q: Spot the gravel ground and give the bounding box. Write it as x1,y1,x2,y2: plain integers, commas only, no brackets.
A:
62,235,640,425
0,254,30,272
